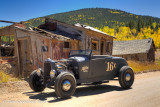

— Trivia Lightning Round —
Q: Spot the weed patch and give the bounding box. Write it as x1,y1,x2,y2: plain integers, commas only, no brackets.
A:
127,61,160,72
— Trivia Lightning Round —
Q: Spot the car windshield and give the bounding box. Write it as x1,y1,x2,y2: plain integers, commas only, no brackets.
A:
69,50,92,57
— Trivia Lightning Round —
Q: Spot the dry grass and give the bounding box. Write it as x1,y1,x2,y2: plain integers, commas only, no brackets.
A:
127,60,160,73
0,70,21,83
0,63,20,83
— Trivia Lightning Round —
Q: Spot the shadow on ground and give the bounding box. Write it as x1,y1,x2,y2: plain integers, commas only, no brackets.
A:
23,84,131,103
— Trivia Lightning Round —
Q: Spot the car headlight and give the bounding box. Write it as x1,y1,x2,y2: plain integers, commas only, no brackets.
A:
56,65,63,69
50,70,56,79
37,68,42,76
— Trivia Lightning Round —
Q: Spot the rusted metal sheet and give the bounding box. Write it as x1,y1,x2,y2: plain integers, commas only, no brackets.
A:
30,35,52,69
52,40,64,60
52,40,79,60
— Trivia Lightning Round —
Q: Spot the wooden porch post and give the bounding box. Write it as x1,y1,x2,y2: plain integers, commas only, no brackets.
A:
0,36,1,57
13,28,21,77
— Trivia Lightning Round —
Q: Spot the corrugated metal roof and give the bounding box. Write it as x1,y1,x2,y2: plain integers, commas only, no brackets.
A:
75,23,116,38
15,26,71,41
112,38,154,55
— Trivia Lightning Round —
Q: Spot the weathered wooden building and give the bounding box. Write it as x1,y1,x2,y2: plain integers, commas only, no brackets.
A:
0,18,115,77
112,38,156,62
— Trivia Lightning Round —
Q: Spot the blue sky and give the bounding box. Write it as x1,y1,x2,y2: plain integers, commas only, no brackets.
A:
0,0,160,27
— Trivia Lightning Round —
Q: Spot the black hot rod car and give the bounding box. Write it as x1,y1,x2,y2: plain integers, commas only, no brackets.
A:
29,50,134,98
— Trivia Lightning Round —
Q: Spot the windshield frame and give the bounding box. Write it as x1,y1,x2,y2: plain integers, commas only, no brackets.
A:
69,50,92,57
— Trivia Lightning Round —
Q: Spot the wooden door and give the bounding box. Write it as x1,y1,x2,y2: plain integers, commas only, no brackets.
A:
18,38,31,77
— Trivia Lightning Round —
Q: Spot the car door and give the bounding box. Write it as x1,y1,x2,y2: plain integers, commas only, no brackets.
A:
89,56,116,80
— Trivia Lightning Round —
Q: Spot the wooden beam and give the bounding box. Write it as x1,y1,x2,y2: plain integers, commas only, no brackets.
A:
0,20,17,24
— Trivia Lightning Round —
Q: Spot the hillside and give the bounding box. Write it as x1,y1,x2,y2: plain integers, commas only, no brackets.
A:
23,8,160,48
24,8,160,28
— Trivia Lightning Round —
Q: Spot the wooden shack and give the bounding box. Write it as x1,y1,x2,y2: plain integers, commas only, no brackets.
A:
0,18,115,77
0,23,26,77
112,38,156,62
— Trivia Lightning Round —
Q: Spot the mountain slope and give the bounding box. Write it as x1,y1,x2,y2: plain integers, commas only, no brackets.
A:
24,8,160,28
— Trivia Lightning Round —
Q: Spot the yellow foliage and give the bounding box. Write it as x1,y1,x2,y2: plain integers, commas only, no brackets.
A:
152,22,157,29
109,11,121,14
102,26,115,36
99,26,160,48
78,14,82,17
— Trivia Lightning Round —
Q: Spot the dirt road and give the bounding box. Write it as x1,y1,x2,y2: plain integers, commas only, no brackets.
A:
0,71,160,107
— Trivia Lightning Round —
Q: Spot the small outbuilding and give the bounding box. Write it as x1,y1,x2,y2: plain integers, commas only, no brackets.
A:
112,38,156,62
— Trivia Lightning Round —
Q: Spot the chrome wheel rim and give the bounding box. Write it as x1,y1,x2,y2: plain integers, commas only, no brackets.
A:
62,80,71,91
125,73,131,81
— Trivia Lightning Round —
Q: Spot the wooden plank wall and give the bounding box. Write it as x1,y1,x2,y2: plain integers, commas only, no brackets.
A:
29,33,79,69
85,30,113,55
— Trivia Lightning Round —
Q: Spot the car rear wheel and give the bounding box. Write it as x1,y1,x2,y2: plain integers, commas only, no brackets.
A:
29,70,45,92
55,72,76,98
119,66,134,89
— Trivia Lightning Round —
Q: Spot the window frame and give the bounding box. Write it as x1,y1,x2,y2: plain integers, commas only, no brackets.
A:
0,35,15,57
91,39,99,51
106,42,111,53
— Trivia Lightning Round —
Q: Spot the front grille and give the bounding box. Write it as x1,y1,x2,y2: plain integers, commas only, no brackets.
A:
44,62,51,85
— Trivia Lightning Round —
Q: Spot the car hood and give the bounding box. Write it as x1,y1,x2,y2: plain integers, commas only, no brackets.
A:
69,56,88,62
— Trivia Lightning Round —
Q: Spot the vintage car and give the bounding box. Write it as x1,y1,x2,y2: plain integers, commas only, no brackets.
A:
29,50,134,98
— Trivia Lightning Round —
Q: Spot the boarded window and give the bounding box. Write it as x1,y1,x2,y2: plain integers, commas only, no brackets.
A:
41,46,48,52
64,42,70,49
91,40,99,50
106,42,111,52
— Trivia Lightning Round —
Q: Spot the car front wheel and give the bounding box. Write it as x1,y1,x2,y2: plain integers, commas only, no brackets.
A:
55,72,76,98
119,66,134,89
